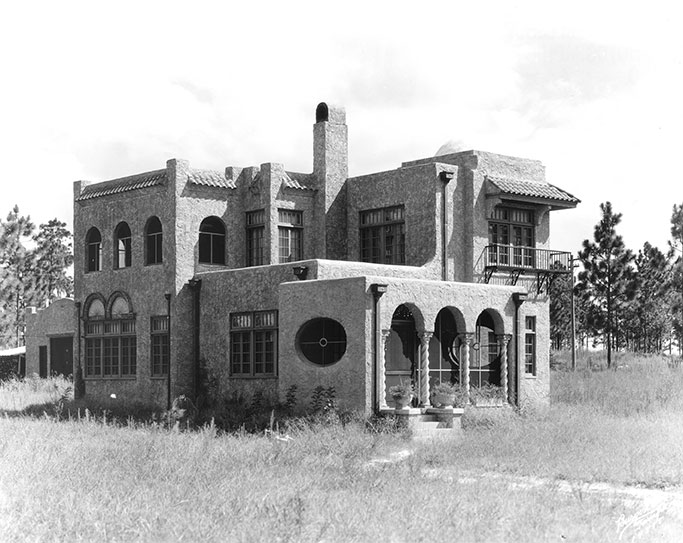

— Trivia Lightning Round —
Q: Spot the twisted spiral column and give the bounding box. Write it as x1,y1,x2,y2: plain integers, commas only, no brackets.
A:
498,334,512,404
379,329,391,409
419,332,433,407
462,333,475,405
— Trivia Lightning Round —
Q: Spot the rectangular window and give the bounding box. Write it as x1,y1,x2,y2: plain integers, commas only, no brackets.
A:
525,316,536,375
84,319,136,378
247,210,265,267
488,206,535,267
359,205,405,265
230,310,278,377
151,316,169,377
278,209,303,263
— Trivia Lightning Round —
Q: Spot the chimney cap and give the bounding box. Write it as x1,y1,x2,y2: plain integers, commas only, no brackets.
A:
315,102,346,124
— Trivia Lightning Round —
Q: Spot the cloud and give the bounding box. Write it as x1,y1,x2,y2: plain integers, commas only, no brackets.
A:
513,34,642,128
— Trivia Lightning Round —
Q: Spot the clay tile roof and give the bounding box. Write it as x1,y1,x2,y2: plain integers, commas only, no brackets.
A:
76,170,167,201
283,171,315,190
487,176,579,204
189,169,236,189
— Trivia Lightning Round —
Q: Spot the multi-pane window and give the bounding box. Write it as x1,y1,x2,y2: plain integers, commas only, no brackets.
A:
199,217,226,265
359,205,405,265
151,316,170,377
86,227,102,272
145,216,163,265
84,319,136,378
488,207,535,267
246,210,265,267
114,222,132,269
230,310,278,377
278,209,303,263
525,316,536,375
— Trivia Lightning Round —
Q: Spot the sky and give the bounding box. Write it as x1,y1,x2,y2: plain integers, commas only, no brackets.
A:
1,1,682,257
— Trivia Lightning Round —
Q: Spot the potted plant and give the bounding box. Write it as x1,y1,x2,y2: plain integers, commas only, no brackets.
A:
430,382,468,408
388,380,414,409
471,384,505,407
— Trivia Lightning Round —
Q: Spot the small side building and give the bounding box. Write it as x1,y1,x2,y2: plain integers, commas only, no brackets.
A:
25,298,76,377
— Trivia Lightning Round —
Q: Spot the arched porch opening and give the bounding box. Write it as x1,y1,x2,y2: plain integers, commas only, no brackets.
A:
384,304,418,406
472,309,503,388
429,307,465,389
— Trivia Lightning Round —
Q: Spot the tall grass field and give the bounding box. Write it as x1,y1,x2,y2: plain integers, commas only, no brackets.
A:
1,351,683,542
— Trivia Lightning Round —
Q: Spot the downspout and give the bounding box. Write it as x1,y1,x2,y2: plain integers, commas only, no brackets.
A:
165,293,172,410
513,292,527,406
439,171,454,281
188,279,202,402
74,301,84,399
370,283,388,413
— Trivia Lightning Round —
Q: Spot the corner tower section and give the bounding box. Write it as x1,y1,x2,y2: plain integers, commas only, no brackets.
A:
313,102,348,259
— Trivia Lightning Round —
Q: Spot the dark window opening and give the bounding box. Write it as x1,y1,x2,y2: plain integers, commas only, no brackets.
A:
247,210,265,267
360,206,405,265
230,310,278,377
86,227,102,272
199,217,226,265
114,222,132,269
145,216,163,265
298,318,347,366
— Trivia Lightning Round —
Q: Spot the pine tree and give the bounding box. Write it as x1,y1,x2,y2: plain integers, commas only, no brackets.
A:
670,203,683,354
576,202,638,367
32,219,74,305
0,206,36,348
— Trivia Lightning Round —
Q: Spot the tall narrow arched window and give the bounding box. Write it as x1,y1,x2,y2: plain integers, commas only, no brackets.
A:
145,216,163,265
114,222,132,269
86,227,102,272
199,217,226,265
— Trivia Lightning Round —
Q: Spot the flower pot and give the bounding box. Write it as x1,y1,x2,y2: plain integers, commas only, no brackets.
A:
432,393,455,408
393,395,412,409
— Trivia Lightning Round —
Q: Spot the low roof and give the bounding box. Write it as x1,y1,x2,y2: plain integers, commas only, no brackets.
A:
0,346,26,357
487,176,580,207
76,170,167,201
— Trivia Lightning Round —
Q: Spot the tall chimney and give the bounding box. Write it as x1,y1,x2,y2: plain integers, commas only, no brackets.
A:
313,102,348,259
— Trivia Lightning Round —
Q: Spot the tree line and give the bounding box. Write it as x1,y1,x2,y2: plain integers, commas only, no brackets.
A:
551,201,683,366
0,206,73,349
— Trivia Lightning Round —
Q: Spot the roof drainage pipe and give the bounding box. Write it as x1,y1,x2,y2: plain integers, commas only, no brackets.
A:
439,171,454,281
371,284,388,413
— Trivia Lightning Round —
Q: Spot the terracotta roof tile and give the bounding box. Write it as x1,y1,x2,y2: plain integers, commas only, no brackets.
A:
283,171,315,190
76,170,166,201
189,169,236,189
487,176,579,204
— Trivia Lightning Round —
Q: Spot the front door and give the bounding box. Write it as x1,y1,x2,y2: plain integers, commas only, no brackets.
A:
50,337,73,377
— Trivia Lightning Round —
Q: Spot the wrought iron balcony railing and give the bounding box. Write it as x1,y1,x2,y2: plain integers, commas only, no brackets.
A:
482,244,572,291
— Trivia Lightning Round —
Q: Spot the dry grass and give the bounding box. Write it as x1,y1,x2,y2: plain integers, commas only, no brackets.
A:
1,352,683,542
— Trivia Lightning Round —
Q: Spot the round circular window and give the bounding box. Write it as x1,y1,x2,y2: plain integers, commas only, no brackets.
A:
297,318,347,366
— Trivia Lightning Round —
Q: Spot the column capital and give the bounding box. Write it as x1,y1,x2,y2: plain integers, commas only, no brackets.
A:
381,328,392,340
497,333,513,346
460,332,475,344
419,331,434,343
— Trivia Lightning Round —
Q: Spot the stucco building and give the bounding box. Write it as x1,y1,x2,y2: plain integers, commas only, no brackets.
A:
71,102,579,414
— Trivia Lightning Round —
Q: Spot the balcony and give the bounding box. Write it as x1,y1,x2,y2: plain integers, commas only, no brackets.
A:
482,245,572,293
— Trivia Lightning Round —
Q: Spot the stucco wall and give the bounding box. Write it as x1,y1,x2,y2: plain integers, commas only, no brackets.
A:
25,298,75,376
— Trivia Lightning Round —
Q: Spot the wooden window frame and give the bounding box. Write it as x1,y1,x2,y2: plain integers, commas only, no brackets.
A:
230,310,278,377
359,205,405,265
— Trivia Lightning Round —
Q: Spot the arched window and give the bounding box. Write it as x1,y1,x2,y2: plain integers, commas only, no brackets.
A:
473,311,500,388
145,216,163,265
199,217,226,265
84,293,136,379
114,222,132,269
86,227,102,272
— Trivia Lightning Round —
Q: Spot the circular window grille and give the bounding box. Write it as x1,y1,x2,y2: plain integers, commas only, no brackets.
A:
297,318,347,366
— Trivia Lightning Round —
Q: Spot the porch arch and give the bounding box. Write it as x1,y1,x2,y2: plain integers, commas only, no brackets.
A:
383,304,420,407
471,309,505,388
429,307,466,388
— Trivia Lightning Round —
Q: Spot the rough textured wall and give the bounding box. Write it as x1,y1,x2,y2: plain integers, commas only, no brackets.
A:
73,178,175,404
24,299,75,376
347,162,451,273
279,276,371,414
